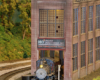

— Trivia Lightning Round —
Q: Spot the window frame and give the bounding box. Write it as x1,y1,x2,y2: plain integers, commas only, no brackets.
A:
96,36,100,61
81,41,86,67
81,7,86,34
88,38,93,64
96,5,100,29
73,43,78,71
88,6,93,31
39,9,64,38
73,8,78,36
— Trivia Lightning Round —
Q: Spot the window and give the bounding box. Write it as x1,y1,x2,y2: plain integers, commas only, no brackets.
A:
81,7,86,33
88,39,93,64
88,6,93,31
73,8,78,36
39,10,64,37
81,41,85,67
96,5,100,29
96,36,100,61
73,43,78,71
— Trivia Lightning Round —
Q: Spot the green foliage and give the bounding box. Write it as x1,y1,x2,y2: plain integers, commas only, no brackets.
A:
0,0,9,27
0,0,31,61
1,32,12,42
0,0,31,39
0,25,5,32
11,26,22,35
93,76,100,80
12,9,22,23
0,28,31,61
0,0,17,31
23,52,28,58
18,2,31,39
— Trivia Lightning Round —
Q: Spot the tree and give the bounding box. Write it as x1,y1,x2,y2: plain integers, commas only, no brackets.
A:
0,0,9,28
0,0,17,32
18,2,31,40
6,0,17,31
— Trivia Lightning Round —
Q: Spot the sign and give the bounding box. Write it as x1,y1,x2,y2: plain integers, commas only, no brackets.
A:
37,39,65,49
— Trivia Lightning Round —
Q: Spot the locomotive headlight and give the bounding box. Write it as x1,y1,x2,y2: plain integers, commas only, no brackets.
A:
36,68,47,79
40,65,43,68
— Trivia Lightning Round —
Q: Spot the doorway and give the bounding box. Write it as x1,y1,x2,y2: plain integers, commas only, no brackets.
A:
39,50,64,78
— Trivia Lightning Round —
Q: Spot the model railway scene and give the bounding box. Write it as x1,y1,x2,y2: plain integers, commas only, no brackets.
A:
1,0,100,80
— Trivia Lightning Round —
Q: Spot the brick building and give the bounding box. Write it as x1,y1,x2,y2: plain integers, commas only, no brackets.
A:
31,0,100,80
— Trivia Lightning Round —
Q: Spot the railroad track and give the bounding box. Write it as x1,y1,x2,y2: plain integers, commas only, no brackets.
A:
0,60,31,80
0,66,31,80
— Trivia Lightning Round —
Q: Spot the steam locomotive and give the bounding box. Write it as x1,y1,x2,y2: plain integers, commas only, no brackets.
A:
32,57,61,80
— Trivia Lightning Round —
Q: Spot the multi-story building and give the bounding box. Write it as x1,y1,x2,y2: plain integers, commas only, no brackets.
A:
31,0,100,80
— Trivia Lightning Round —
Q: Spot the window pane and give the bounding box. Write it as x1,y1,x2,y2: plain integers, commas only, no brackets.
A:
81,41,86,67
96,18,99,29
39,10,64,37
81,20,85,33
99,49,100,60
88,6,93,31
48,10,55,23
96,36,100,61
56,10,64,23
96,5,100,29
81,41,85,54
88,39,93,64
48,24,55,37
39,24,47,37
73,8,78,36
81,7,86,33
56,24,64,37
73,43,78,71
89,6,93,18
40,10,47,23
96,49,99,60
89,19,92,31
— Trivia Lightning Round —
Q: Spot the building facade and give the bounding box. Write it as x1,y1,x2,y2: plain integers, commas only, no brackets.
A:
31,0,100,80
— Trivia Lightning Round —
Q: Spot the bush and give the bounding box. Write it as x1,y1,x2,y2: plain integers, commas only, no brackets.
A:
2,33,12,42
11,26,22,35
23,52,28,58
0,29,31,61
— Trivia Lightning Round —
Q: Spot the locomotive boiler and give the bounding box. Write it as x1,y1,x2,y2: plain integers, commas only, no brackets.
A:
32,57,59,80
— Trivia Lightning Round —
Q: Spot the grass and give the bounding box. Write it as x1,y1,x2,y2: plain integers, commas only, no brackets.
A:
78,68,100,80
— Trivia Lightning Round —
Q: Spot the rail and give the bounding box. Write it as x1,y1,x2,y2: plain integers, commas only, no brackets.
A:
0,60,31,80
0,67,31,80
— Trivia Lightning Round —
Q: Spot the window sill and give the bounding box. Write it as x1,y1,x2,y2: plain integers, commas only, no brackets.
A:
73,35,78,37
81,66,86,70
88,31,93,33
88,63,93,66
81,33,86,35
95,29,100,31
96,60,100,63
73,69,78,73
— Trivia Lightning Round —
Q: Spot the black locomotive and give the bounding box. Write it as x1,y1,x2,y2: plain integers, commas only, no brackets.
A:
32,57,60,80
